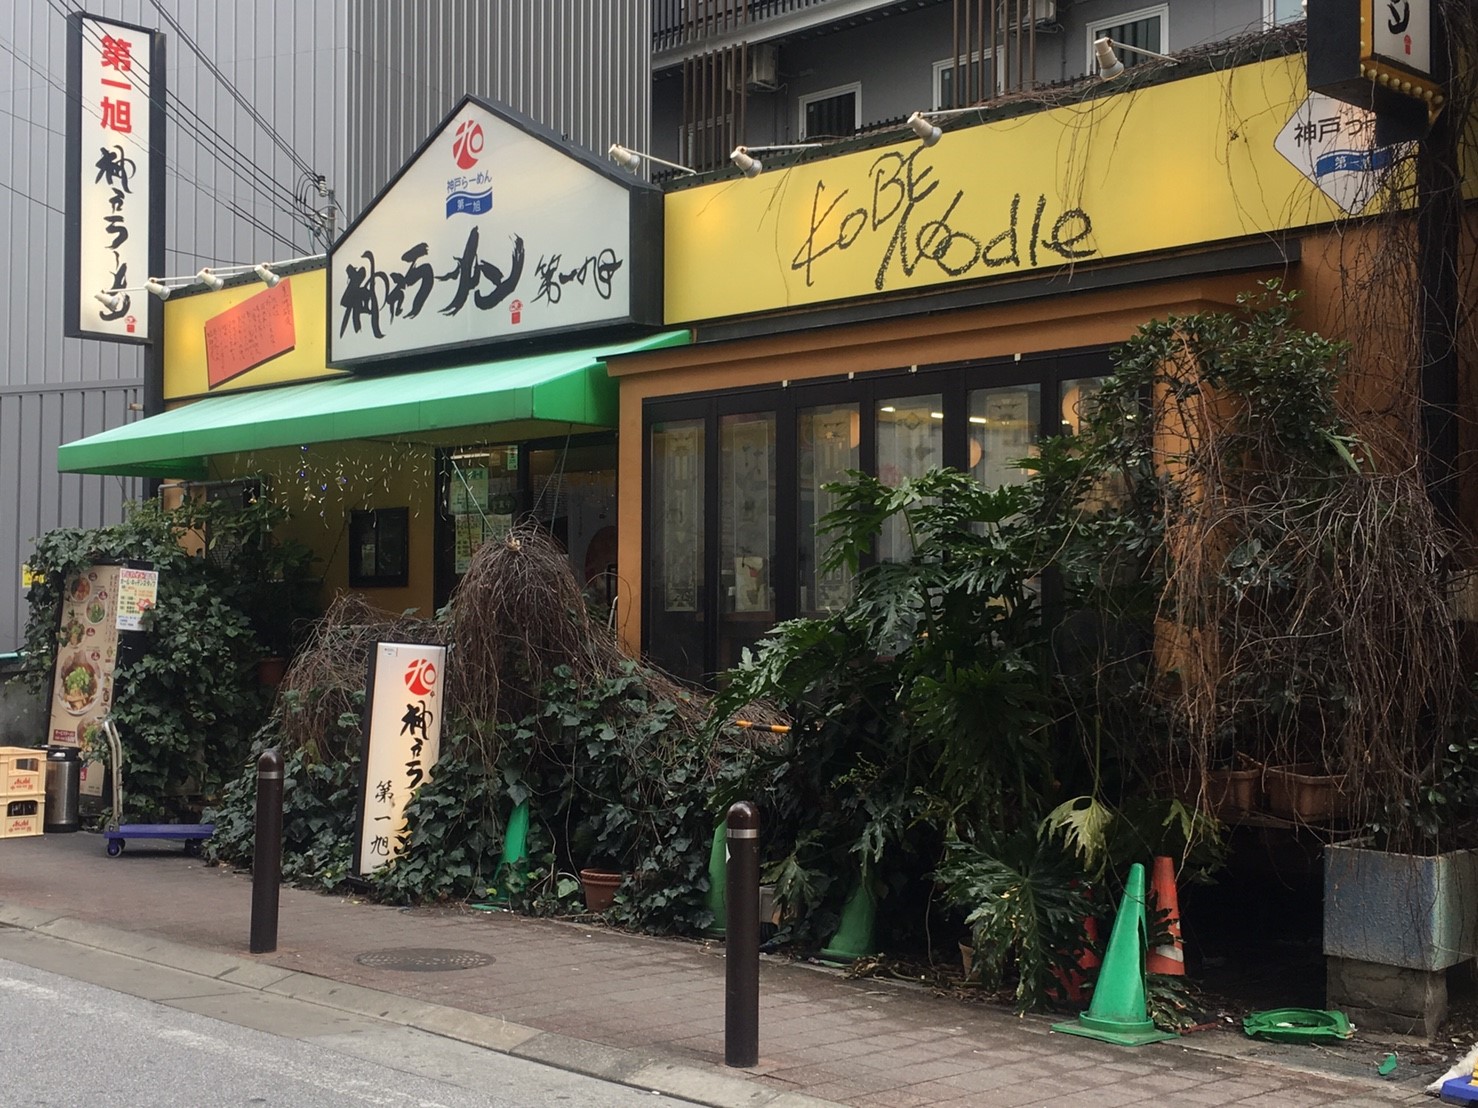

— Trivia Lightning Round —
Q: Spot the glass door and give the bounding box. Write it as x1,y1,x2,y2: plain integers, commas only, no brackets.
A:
648,418,706,678
718,411,777,670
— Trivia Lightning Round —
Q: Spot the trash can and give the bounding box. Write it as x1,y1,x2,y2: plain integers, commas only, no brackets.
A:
44,747,81,833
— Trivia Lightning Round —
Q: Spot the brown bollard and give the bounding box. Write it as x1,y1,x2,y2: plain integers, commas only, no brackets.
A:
725,800,760,1068
250,748,284,954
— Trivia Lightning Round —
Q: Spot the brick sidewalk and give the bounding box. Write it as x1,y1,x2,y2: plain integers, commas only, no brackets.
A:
0,832,1438,1107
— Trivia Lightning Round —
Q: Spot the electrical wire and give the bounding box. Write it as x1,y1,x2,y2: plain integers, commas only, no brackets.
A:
0,177,65,217
57,12,309,216
29,3,313,224
7,15,317,252
144,0,318,179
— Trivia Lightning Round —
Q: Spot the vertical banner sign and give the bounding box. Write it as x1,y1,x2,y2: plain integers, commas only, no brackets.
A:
354,642,448,877
65,13,164,343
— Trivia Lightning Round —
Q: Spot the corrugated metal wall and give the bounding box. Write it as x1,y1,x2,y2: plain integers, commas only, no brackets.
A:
346,0,653,209
0,1,350,651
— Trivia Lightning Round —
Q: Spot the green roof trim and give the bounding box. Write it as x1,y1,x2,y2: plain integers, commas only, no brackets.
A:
58,331,689,478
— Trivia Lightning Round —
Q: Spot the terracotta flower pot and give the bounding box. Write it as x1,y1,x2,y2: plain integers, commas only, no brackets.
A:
579,868,623,913
257,656,287,687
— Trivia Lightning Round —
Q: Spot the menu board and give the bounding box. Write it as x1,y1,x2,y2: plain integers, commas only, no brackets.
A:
46,565,124,793
115,566,160,631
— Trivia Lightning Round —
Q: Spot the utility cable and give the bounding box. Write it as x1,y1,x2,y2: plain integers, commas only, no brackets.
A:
144,0,317,179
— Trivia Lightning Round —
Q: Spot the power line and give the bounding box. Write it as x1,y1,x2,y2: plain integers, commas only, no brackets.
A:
0,177,65,217
57,13,308,216
4,21,311,244
145,0,317,179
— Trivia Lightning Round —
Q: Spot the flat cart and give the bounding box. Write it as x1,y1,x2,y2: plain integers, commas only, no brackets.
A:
101,718,213,857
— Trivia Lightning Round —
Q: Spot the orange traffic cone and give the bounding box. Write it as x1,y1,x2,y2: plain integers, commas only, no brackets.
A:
1145,855,1185,976
1053,908,1102,1003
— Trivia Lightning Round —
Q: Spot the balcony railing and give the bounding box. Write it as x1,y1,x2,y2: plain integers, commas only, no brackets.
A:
653,0,904,53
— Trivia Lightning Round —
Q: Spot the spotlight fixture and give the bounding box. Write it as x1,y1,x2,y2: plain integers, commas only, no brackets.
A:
729,143,824,178
607,142,696,176
93,290,123,312
903,107,980,147
144,278,171,300
253,263,281,287
196,267,225,290
1093,36,1177,81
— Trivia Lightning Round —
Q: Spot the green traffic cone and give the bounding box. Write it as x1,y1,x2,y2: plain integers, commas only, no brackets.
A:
704,819,727,937
819,879,876,964
481,799,529,907
1053,862,1177,1047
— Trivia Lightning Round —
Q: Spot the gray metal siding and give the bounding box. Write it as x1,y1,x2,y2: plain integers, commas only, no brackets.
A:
1,384,143,656
0,1,351,650
346,0,652,208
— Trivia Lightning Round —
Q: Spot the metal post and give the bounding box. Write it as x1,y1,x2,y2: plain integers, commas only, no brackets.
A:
725,800,759,1068
250,749,284,954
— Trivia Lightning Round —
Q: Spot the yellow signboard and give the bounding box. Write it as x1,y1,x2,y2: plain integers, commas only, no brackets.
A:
163,267,342,401
665,55,1391,324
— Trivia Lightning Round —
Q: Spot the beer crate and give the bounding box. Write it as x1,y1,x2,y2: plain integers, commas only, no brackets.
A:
2,795,44,838
0,747,43,797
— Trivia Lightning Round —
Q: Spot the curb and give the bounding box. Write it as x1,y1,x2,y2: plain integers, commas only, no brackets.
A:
0,903,842,1108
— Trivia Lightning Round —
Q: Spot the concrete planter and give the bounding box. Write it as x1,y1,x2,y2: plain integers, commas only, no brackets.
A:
1324,842,1478,1037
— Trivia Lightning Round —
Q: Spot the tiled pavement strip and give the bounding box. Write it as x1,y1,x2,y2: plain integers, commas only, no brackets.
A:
0,832,1442,1107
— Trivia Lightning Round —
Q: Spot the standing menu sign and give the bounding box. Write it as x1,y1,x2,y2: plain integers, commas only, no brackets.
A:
45,563,150,796
353,642,448,876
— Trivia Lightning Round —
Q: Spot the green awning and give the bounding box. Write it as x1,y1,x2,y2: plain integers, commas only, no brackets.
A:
58,331,689,478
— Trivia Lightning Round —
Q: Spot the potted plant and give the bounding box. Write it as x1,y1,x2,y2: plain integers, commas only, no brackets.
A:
578,865,625,913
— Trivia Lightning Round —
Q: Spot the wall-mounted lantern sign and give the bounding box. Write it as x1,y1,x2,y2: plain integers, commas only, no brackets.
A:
1307,0,1442,142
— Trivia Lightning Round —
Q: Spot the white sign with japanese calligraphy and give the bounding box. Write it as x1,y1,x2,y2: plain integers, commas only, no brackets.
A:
70,14,154,341
354,642,448,876
330,98,647,367
1369,0,1431,80
1273,94,1406,215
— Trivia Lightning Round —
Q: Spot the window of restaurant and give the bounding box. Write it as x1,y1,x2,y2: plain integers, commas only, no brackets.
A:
435,433,618,615
642,348,1108,681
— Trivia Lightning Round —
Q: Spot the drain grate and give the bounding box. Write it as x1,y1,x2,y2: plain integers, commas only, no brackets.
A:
353,947,494,972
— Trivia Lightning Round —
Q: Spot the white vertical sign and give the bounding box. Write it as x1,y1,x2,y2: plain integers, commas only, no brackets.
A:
354,642,448,876
1370,0,1431,79
71,14,154,341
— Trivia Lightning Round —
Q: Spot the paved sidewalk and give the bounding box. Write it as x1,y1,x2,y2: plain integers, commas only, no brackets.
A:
0,832,1444,1107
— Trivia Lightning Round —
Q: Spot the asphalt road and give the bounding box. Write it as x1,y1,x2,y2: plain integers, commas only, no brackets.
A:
0,956,694,1107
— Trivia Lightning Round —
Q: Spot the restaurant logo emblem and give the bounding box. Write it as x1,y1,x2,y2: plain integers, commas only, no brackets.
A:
452,119,483,169
404,656,437,697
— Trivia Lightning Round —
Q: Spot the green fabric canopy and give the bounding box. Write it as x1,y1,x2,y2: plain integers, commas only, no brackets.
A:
58,331,688,479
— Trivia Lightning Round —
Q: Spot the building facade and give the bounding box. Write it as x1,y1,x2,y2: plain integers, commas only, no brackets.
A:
3,0,651,652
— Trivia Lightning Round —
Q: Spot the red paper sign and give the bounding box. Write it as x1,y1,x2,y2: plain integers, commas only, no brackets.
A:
203,279,297,389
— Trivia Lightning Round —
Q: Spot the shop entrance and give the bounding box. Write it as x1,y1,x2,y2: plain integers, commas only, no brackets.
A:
435,433,617,618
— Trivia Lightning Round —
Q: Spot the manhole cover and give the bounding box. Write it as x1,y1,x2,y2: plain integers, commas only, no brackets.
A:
353,948,494,972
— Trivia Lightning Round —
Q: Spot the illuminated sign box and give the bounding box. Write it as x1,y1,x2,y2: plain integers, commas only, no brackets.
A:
1307,0,1441,142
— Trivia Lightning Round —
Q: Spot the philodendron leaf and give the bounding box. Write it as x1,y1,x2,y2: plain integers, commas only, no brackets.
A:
1041,795,1114,874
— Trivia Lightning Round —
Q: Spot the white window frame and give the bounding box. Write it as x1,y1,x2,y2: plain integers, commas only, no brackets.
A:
797,82,862,140
931,52,1004,109
1085,4,1170,74
1263,0,1304,26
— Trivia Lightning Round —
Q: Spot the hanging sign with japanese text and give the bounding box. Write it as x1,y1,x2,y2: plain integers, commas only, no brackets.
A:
329,96,662,368
352,642,449,877
1364,0,1433,86
64,13,163,343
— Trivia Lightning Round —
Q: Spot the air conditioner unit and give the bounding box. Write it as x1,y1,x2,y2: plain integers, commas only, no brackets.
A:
998,0,1057,30
745,43,780,91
